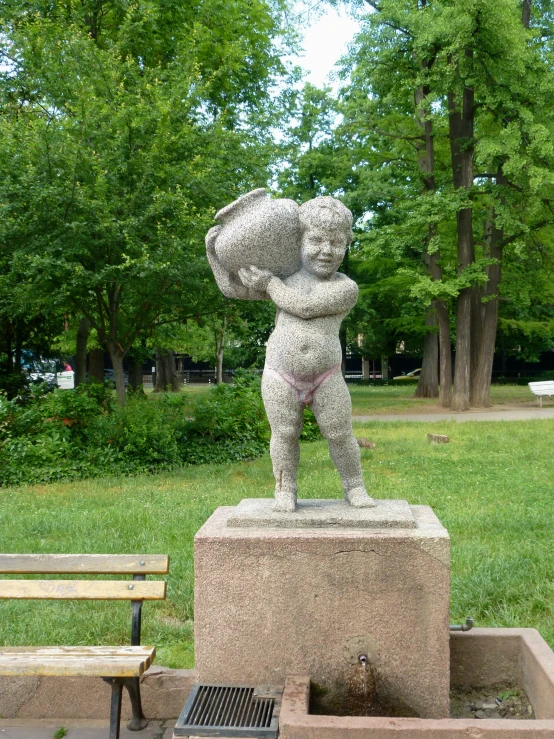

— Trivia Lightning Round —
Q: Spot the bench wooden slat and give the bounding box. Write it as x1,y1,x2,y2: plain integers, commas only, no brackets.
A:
0,580,166,600
0,554,169,575
0,646,155,677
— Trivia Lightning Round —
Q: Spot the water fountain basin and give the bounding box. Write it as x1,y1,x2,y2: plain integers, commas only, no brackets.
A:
279,628,554,738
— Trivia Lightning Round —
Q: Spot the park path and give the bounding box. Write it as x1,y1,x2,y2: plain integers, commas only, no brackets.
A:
0,719,175,738
353,407,554,423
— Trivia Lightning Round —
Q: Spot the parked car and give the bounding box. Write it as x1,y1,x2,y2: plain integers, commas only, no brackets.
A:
23,357,57,388
393,368,422,380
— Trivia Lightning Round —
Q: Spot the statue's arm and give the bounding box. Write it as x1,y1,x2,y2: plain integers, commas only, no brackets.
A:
206,227,267,300
266,275,358,319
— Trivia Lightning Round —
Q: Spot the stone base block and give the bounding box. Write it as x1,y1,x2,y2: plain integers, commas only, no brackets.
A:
194,504,450,718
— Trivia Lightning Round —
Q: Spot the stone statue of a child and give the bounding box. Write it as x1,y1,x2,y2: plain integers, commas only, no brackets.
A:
207,196,375,512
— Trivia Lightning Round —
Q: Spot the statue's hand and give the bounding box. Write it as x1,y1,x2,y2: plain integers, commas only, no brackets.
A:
238,265,274,291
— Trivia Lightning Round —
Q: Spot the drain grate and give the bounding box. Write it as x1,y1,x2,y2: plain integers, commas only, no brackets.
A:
174,683,282,737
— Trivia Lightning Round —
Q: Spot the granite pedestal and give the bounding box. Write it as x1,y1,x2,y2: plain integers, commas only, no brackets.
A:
194,500,450,719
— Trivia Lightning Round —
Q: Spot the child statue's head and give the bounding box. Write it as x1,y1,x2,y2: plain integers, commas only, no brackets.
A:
298,197,354,278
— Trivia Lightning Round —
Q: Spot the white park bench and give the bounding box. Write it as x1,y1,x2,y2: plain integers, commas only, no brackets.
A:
528,381,554,406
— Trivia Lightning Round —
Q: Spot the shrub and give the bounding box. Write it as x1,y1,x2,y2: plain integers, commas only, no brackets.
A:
0,369,28,399
0,371,322,486
176,371,270,465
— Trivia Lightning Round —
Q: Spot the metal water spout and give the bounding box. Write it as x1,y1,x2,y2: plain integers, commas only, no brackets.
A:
450,617,474,632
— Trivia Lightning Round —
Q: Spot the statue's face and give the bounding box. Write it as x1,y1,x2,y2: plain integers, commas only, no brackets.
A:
301,226,348,278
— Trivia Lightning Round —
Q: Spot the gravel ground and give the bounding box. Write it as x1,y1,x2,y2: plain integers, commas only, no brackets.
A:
450,685,535,720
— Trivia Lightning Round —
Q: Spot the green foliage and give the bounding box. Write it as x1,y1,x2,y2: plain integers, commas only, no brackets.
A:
0,373,321,486
0,0,298,403
0,366,28,399
176,372,270,464
224,302,277,369
176,371,321,464
277,82,339,202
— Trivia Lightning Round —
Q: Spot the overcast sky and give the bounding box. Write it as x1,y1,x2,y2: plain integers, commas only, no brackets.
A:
292,5,361,88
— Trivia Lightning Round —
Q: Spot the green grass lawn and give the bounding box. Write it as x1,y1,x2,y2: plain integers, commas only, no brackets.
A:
1,417,553,668
145,383,212,407
349,383,537,415
145,381,538,416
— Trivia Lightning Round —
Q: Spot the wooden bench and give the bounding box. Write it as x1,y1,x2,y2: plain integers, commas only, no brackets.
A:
528,380,554,406
0,553,169,739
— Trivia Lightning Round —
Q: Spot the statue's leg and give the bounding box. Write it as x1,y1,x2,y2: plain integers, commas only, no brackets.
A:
311,372,376,508
262,369,304,512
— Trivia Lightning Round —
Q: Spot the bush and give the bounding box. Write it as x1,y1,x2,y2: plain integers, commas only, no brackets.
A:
176,372,270,465
0,372,322,486
0,370,28,399
176,371,321,465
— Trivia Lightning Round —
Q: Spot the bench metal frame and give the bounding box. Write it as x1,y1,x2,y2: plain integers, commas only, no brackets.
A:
0,554,169,739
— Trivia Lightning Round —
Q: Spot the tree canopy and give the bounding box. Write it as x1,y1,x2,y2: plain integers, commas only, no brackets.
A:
0,0,297,402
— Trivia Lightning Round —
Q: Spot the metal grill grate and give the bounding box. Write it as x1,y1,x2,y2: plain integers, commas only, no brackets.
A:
174,683,282,737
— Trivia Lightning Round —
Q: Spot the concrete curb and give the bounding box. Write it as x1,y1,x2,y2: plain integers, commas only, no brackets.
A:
353,408,554,422
0,666,195,721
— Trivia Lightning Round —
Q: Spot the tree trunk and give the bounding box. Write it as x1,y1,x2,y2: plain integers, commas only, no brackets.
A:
452,284,473,412
436,300,453,407
163,353,173,390
107,342,126,406
470,169,506,406
88,348,104,383
74,317,90,387
154,348,179,392
216,350,224,384
470,294,499,406
154,348,164,391
381,356,389,380
340,249,349,377
522,0,532,27
415,307,439,398
414,77,443,400
214,313,226,384
168,351,180,391
469,284,484,403
448,69,475,412
127,356,144,392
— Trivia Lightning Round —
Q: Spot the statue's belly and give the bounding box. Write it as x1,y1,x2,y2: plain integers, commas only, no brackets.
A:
266,320,342,376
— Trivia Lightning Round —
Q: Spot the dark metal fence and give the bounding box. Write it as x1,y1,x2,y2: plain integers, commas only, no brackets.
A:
143,370,235,387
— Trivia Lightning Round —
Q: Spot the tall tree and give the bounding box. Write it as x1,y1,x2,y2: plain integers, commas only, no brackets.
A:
0,0,296,404
334,0,554,409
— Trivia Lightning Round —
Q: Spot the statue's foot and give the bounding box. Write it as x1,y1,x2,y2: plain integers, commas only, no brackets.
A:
272,490,297,512
345,487,376,508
